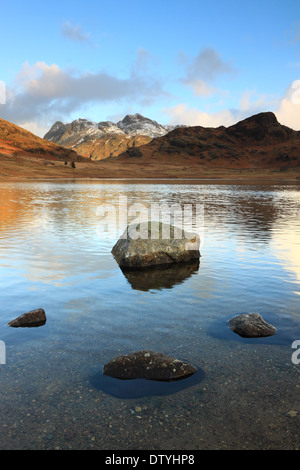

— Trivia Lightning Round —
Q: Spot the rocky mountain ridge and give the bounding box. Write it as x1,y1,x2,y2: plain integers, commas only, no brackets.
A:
113,112,300,170
1,112,300,179
43,113,182,160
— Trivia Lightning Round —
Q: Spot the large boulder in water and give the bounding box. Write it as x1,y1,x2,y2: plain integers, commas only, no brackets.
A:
111,221,200,270
8,308,46,328
103,350,198,381
228,313,276,338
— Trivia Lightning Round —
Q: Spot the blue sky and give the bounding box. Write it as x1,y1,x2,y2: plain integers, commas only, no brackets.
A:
0,0,299,136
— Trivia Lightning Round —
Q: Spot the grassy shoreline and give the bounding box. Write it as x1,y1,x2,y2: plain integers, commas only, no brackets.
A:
1,155,300,182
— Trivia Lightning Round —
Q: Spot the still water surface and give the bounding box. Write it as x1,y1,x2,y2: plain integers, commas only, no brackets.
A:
0,180,299,449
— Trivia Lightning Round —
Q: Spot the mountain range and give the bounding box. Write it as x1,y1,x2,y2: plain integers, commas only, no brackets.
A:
110,111,300,170
44,113,181,160
0,111,299,179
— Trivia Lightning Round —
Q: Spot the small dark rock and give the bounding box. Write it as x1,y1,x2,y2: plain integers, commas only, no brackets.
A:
8,308,46,328
103,350,197,381
228,313,276,338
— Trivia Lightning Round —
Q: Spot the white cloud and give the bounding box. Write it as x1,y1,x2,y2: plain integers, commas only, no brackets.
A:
239,89,279,113
133,47,160,73
186,79,217,97
18,120,50,138
1,57,169,136
275,80,300,130
185,47,235,82
163,103,238,128
61,21,91,43
181,47,236,97
164,81,300,131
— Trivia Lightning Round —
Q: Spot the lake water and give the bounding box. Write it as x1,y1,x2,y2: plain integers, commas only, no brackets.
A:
0,179,299,450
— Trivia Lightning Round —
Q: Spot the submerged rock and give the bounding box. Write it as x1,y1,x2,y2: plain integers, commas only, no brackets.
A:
8,308,46,328
111,221,200,270
228,313,276,338
103,350,198,381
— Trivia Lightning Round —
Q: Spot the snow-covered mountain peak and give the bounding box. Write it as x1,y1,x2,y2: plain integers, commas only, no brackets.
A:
117,113,170,137
44,113,182,144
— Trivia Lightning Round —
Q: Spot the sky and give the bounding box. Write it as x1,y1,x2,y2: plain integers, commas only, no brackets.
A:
0,0,299,136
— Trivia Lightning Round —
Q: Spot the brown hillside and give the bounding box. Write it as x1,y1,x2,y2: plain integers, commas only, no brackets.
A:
0,118,79,162
113,112,300,170
72,134,152,160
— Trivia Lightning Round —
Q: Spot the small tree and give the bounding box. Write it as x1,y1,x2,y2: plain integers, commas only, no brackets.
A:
71,161,76,168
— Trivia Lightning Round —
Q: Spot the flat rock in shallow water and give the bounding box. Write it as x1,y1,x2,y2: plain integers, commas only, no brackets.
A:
111,221,200,270
8,308,46,328
228,313,276,338
103,350,198,381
